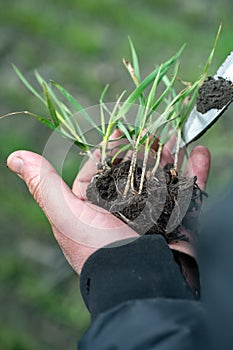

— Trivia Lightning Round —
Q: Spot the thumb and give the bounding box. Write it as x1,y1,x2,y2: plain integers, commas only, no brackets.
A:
7,151,138,248
7,150,69,207
7,151,92,245
7,151,75,212
7,150,86,242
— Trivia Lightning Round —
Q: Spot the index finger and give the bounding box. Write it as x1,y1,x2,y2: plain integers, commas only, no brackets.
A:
185,146,211,191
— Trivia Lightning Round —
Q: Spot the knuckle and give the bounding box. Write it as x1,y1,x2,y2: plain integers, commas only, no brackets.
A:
27,172,42,202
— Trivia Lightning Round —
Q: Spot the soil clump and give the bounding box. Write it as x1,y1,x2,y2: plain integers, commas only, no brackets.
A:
87,161,206,243
196,76,233,114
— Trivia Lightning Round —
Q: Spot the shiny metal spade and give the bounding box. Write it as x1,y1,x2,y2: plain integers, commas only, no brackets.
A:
181,51,233,147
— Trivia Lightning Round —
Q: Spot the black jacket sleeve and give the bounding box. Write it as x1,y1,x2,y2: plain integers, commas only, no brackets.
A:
78,235,208,350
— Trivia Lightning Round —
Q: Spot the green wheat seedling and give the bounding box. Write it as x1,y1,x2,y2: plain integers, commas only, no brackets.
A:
2,25,221,197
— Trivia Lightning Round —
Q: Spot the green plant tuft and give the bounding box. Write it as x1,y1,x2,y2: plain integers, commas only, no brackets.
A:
2,25,222,180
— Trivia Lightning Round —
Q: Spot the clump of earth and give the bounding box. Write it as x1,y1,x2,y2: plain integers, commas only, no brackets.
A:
196,76,233,114
86,160,206,244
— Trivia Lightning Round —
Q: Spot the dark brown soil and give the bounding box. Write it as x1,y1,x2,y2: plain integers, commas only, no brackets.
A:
196,76,233,114
86,161,206,244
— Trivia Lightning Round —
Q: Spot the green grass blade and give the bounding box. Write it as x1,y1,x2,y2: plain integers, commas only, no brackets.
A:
134,105,146,136
13,65,45,104
99,103,106,135
99,84,109,134
35,71,85,138
24,112,96,150
73,140,97,150
24,111,88,151
109,90,127,122
139,113,173,145
151,62,179,111
134,65,162,139
51,81,104,135
35,71,62,107
111,143,132,163
117,121,134,146
100,84,110,103
117,66,160,117
168,80,199,108
24,111,58,129
0,111,56,130
35,70,72,120
128,37,141,82
179,83,200,126
125,38,145,106
203,23,222,75
146,64,162,110
135,60,175,139
163,75,177,99
42,83,60,127
118,44,185,116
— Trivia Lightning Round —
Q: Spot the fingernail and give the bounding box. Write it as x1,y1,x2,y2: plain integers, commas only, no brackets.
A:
9,156,24,175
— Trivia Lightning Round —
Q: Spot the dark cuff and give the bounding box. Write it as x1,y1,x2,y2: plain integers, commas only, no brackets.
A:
80,235,195,319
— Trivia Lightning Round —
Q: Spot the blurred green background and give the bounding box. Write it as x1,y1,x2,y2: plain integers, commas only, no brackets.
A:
0,0,233,349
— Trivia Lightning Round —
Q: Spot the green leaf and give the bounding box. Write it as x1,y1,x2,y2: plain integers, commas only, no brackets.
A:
23,112,95,150
107,90,127,124
179,84,200,126
118,44,185,116
73,140,97,151
151,62,179,111
34,70,72,122
42,83,60,127
139,113,174,145
99,84,109,134
203,23,222,75
134,105,146,135
134,65,163,140
168,80,200,108
0,110,55,130
128,37,141,82
23,111,56,129
126,38,145,106
100,84,110,103
163,75,177,100
111,143,132,163
117,121,134,146
146,64,162,110
51,81,104,135
13,65,45,104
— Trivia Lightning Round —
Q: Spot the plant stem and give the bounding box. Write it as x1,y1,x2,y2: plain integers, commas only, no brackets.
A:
173,128,181,170
101,122,114,166
87,150,99,165
151,142,163,176
138,135,150,195
130,152,137,192
138,148,149,195
123,122,145,196
123,147,137,197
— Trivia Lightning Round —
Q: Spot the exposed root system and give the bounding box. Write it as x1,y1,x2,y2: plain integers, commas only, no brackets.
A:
87,161,206,244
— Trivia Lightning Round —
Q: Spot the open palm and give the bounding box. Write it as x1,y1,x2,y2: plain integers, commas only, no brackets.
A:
7,129,210,275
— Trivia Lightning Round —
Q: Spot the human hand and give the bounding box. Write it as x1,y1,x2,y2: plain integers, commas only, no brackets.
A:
161,140,210,292
164,144,211,258
7,130,138,275
7,129,210,277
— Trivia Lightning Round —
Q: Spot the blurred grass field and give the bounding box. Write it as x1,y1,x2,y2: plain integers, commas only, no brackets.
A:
0,0,233,349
